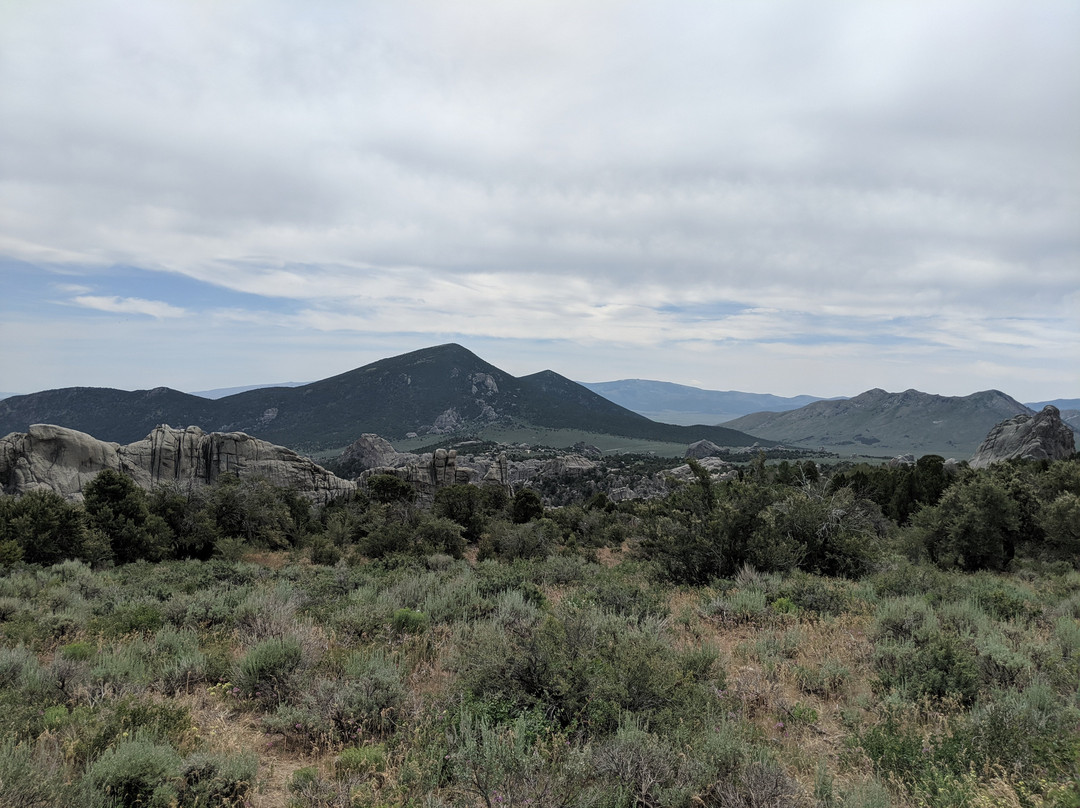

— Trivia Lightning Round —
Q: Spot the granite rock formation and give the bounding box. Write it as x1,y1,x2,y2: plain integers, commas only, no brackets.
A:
969,406,1076,469
0,424,355,503
345,434,744,506
360,447,516,505
337,433,414,472
686,440,725,459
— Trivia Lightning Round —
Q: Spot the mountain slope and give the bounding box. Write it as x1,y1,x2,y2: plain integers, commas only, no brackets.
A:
581,379,833,425
519,371,769,446
0,344,771,452
190,382,308,399
723,388,1031,457
0,386,220,446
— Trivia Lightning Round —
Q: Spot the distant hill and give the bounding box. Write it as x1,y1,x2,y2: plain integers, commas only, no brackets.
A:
0,344,771,453
190,382,309,399
0,393,16,401
1027,398,1080,412
1059,410,1080,434
0,386,221,447
581,379,834,425
723,388,1032,458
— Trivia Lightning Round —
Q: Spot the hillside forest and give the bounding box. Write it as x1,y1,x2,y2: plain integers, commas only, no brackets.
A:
0,453,1078,807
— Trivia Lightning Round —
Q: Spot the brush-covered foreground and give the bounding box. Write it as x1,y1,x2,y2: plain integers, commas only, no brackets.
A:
1,455,1078,806
0,552,1078,807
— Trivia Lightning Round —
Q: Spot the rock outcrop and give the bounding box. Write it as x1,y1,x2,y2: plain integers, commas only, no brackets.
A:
686,439,724,459
0,424,355,503
337,433,414,472
969,406,1076,469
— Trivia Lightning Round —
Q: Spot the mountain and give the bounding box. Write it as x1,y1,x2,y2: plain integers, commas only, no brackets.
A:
0,344,771,452
1062,410,1080,432
580,379,834,425
1026,398,1080,411
190,382,308,399
722,388,1032,457
0,386,221,447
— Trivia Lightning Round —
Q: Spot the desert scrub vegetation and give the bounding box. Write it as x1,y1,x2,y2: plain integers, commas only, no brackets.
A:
0,455,1077,806
0,552,1077,806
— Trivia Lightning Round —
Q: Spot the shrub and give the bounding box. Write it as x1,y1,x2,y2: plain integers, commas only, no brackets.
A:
511,488,545,523
960,683,1080,783
101,602,165,636
308,538,342,567
592,720,682,806
793,659,849,698
479,518,558,562
175,751,257,807
444,709,590,808
705,588,768,623
0,737,75,807
335,744,386,778
872,595,936,643
391,607,429,635
59,641,95,662
235,637,303,706
874,634,980,704
82,736,182,807
413,515,465,558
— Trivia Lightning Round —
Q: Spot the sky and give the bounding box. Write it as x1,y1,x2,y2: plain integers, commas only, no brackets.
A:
1,0,1078,402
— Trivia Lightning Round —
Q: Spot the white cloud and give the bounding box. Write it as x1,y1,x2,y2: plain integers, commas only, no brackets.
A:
72,296,187,319
0,0,1076,400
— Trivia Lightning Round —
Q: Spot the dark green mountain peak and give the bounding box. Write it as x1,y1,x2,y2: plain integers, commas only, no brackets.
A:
1,345,771,452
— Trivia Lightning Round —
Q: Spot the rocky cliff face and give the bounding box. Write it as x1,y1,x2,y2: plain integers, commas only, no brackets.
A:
0,424,355,503
970,406,1076,469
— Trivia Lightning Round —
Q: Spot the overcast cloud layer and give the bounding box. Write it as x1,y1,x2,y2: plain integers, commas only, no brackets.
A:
1,0,1077,401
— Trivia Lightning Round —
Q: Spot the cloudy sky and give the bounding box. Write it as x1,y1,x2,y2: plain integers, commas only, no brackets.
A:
2,1,1077,402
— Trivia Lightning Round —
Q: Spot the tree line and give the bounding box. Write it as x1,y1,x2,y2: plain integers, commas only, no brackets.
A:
1,453,1078,576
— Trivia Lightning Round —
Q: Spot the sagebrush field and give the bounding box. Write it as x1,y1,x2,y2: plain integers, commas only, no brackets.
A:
1,456,1078,807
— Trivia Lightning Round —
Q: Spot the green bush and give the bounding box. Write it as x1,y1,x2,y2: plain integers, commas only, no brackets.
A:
874,634,980,704
59,641,96,661
0,489,89,565
84,469,173,565
0,737,75,807
479,518,558,561
706,588,768,623
100,602,165,636
413,515,466,558
175,751,257,807
335,744,386,778
82,735,182,807
392,607,429,635
308,537,342,566
794,659,849,698
872,595,937,643
235,637,303,706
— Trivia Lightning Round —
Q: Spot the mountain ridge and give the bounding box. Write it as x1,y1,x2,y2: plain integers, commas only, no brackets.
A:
580,379,837,425
0,344,771,453
723,387,1032,457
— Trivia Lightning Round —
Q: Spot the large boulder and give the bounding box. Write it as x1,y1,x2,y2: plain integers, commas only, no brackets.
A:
686,439,724,459
338,433,415,471
970,406,1076,469
0,424,355,503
